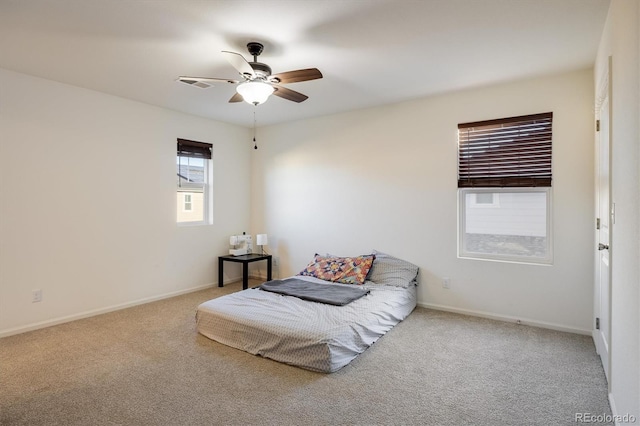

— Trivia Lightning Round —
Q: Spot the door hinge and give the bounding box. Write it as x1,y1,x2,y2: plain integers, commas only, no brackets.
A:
596,218,600,230
596,317,600,330
596,119,600,132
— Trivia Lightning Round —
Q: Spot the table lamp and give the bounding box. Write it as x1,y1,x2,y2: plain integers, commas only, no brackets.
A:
256,234,268,254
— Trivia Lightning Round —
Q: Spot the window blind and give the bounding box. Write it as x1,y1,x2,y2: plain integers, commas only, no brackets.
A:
177,138,212,159
457,112,552,188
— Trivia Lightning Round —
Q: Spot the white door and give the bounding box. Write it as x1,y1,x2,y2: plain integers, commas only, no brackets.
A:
594,69,611,382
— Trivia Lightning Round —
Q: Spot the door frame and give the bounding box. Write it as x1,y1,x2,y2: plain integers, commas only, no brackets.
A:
593,56,612,386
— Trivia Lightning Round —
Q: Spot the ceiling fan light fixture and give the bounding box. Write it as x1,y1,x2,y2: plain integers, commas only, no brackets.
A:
236,81,274,105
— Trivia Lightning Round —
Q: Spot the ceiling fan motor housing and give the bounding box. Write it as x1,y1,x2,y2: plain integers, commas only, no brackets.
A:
250,62,272,78
246,42,271,78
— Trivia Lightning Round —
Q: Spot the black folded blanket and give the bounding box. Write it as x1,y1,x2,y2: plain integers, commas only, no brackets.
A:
258,278,370,306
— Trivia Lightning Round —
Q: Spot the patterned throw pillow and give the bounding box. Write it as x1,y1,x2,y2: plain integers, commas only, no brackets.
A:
298,254,375,285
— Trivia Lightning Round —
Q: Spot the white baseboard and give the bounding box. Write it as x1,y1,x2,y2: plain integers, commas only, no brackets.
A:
3,284,591,339
0,282,217,338
249,273,269,281
418,302,592,335
609,392,618,425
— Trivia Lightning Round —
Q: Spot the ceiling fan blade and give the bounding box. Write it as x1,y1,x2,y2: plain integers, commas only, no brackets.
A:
270,68,323,84
178,76,238,84
272,85,309,103
228,92,244,103
222,51,255,78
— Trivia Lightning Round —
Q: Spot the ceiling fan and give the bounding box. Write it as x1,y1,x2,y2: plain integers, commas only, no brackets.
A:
178,42,323,106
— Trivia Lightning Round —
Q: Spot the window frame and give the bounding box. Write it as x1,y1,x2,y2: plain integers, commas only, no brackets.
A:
176,139,213,226
457,113,553,265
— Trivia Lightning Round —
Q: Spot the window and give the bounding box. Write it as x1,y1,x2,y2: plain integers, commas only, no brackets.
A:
177,139,213,225
470,192,499,208
457,113,553,264
183,194,192,212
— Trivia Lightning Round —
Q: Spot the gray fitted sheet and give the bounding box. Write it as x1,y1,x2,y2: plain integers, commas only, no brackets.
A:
196,276,417,373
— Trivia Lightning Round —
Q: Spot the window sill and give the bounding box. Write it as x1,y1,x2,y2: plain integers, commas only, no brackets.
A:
177,221,211,227
458,254,553,266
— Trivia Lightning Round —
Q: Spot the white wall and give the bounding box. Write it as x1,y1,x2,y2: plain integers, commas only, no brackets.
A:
251,69,595,334
0,68,252,336
594,0,640,419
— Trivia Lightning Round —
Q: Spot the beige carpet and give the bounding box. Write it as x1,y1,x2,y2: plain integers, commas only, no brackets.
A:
0,280,612,425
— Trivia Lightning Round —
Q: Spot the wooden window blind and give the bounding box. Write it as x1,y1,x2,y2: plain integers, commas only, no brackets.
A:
457,112,553,188
177,138,212,159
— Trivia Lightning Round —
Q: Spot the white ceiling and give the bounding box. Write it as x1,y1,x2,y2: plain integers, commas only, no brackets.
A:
0,0,610,128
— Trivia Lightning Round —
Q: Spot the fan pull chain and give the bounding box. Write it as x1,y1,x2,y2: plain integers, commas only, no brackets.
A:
253,108,258,150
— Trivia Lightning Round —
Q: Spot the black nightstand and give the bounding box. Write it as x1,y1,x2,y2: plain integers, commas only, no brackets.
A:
218,253,272,290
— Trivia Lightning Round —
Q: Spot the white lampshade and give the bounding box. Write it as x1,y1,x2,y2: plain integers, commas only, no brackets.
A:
236,81,274,105
256,234,268,246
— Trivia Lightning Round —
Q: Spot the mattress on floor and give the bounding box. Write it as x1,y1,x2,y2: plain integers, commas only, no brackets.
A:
196,275,417,373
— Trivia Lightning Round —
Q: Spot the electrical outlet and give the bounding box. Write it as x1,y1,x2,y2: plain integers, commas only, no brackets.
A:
442,278,451,289
273,257,279,266
32,289,42,303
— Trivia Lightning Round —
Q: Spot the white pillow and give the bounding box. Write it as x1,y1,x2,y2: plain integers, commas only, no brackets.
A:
366,250,419,288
